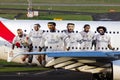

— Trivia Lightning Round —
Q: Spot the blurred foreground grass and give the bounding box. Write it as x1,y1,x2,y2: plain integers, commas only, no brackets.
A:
0,59,51,73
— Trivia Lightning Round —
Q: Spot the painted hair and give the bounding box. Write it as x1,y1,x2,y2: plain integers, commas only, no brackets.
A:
83,24,90,28
34,24,41,27
48,22,56,26
97,26,107,33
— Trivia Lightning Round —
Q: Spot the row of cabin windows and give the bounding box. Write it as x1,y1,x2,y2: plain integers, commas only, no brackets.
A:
15,46,119,50
24,30,120,34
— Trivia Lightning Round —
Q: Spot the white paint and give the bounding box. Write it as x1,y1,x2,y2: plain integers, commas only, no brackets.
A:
1,20,120,50
112,60,120,80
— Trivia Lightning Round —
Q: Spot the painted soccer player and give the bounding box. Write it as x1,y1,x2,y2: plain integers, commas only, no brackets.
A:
11,29,33,64
94,26,114,51
40,22,69,63
80,24,94,50
29,24,45,66
63,23,83,51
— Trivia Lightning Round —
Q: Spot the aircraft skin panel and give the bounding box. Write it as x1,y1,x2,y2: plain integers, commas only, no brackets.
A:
6,50,118,63
45,57,73,67
77,65,105,73
47,51,109,57
77,59,96,63
54,61,75,68
64,63,84,69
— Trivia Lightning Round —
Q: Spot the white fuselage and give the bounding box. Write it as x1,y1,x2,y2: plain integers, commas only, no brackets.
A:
0,20,120,50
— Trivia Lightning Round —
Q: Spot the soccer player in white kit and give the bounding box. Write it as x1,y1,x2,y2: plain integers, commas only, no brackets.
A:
11,29,33,64
40,22,69,62
94,26,114,51
80,24,94,50
63,23,83,51
29,24,45,66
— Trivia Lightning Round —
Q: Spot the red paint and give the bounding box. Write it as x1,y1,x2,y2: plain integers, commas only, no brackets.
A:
0,21,15,43
15,42,20,47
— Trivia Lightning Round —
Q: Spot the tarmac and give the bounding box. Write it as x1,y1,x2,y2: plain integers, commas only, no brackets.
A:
0,69,92,80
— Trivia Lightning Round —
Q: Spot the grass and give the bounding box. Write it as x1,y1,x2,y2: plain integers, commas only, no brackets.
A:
0,0,120,4
0,59,20,65
0,14,17,19
0,5,120,13
0,66,50,73
0,67,50,72
27,14,93,20
0,0,120,20
0,11,93,20
37,6,120,13
0,60,51,73
0,5,119,20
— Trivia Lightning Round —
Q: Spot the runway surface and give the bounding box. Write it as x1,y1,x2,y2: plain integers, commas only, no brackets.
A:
0,69,92,80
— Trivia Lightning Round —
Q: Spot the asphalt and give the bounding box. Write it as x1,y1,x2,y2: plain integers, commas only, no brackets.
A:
0,69,92,80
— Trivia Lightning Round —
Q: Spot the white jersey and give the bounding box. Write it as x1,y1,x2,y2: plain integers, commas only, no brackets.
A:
64,31,83,51
40,31,69,51
94,34,111,51
80,31,94,50
29,30,43,51
12,34,32,51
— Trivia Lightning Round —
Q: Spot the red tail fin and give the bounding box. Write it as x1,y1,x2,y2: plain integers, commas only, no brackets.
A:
0,21,15,43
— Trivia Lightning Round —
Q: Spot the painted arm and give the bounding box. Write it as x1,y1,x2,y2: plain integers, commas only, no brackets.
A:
108,44,114,50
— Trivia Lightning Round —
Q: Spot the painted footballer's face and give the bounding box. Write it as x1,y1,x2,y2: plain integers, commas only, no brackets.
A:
48,24,55,31
98,28,105,35
17,30,23,37
67,25,74,32
84,26,90,32
34,25,40,31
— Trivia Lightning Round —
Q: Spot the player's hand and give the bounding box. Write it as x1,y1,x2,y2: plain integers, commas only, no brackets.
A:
66,47,70,51
22,41,29,46
111,48,115,51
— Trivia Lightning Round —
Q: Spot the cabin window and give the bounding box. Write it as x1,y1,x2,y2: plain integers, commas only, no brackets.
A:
57,30,60,33
117,31,119,34
109,31,111,34
117,48,119,50
76,31,78,33
24,30,27,32
113,31,115,34
94,31,97,33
